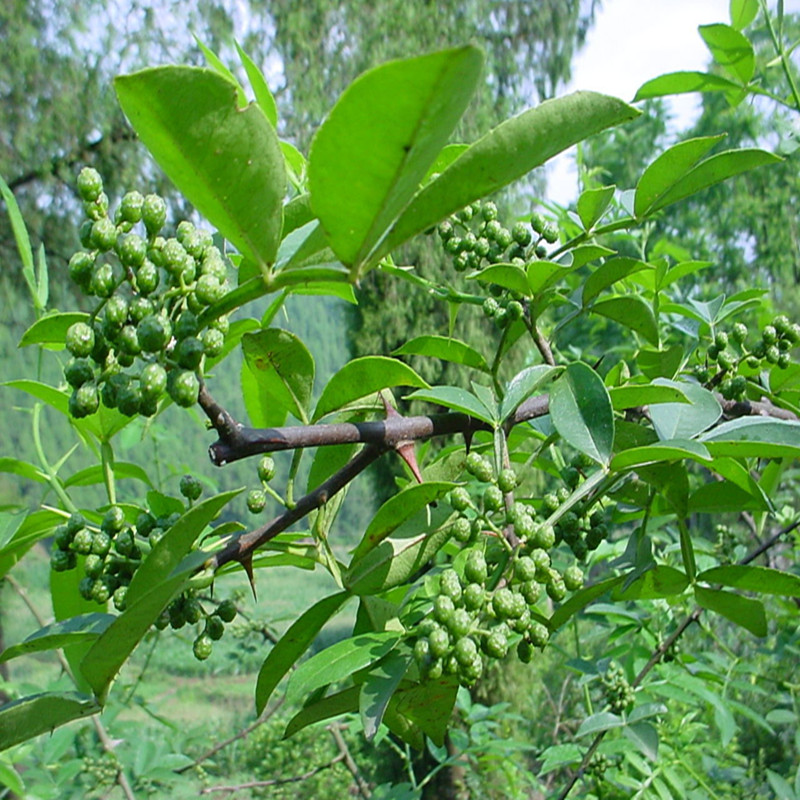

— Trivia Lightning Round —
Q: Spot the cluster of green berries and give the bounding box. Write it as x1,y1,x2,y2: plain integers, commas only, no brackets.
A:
544,496,609,562
50,476,203,611
408,451,586,688
435,201,558,329
64,167,231,418
693,316,799,400
587,753,612,780
79,753,120,789
155,594,237,661
246,456,277,514
602,663,635,714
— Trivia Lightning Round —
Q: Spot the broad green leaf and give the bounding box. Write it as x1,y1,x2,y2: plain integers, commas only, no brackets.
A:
255,591,351,714
634,71,744,103
0,457,46,483
125,489,241,608
527,260,577,294
548,575,626,631
591,296,659,345
577,185,615,229
610,439,711,471
699,23,755,83
539,744,583,775
0,614,115,664
393,335,489,372
576,711,624,737
377,91,640,263
660,260,714,288
500,365,559,422
0,509,63,578
694,585,767,637
19,312,89,348
194,35,245,104
471,264,531,297
637,345,683,380
235,41,278,126
345,516,452,595
424,143,470,180
388,677,459,747
242,328,315,423
699,417,800,458
624,722,659,761
0,692,100,752
314,357,428,421
63,461,152,489
689,479,770,513
608,383,690,411
634,135,725,218
360,650,411,740
549,363,614,466
583,257,650,304
285,631,400,705
241,360,286,428
281,140,307,188
649,380,721,441
115,67,286,267
0,176,37,307
0,760,24,795
405,386,495,425
570,244,616,269
647,149,781,217
730,0,759,30
309,46,483,270
275,220,328,271
352,482,455,561
81,549,211,700
698,565,800,597
613,566,689,600
284,686,360,738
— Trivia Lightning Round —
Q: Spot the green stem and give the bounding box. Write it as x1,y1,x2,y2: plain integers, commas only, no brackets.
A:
762,0,800,112
677,518,697,583
101,440,116,506
31,404,77,513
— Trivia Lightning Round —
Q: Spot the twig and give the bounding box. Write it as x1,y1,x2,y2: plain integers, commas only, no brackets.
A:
328,722,371,799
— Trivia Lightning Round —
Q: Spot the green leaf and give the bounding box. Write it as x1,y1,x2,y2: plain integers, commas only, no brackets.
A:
610,439,712,470
242,329,315,424
241,360,286,428
689,480,770,514
405,386,495,425
549,363,614,466
528,260,577,294
699,418,800,458
576,711,624,737
125,489,241,608
393,335,489,372
235,41,278,126
285,631,400,705
284,686,360,738
345,511,453,595
730,0,759,30
694,585,767,637
352,482,456,561
360,650,411,741
0,509,63,579
649,380,721,441
548,576,626,631
378,91,640,263
19,312,89,348
634,71,745,103
114,67,286,267
0,692,100,752
0,457,46,483
309,46,483,271
608,383,690,411
255,591,351,714
699,23,755,83
613,566,689,600
471,264,531,297
388,677,458,747
314,357,428,421
0,614,115,664
591,296,659,345
500,365,559,422
63,461,153,489
583,257,650,304
570,244,617,269
424,143,470,180
697,565,800,597
577,185,615,229
634,135,725,218
637,345,683,380
624,721,659,761
645,148,781,218
0,176,37,308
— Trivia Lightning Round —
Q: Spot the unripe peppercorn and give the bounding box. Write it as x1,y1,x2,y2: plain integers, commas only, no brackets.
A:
77,167,103,202
257,456,276,482
142,194,167,236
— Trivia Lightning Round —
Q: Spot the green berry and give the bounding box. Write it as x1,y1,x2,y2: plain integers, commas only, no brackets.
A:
195,274,224,305
533,524,556,550
50,547,75,572
54,525,73,550
167,370,199,408
437,220,454,240
117,233,147,268
90,263,116,297
216,599,237,623
454,636,479,666
434,595,456,624
69,251,95,286
464,549,488,585
193,634,213,661
136,260,160,295
66,322,95,358
717,351,735,372
492,588,525,619
102,506,126,535
184,598,203,624
114,528,135,557
447,609,472,638
497,468,518,493
174,310,199,341
206,615,225,641
482,297,499,318
515,556,537,582
451,516,472,543
179,474,203,501
77,168,103,202
202,328,225,358
64,358,95,389
90,578,111,604
113,586,128,611
563,565,584,591
257,456,276,483
117,325,141,356
142,194,167,236
714,331,729,350
483,485,504,512
732,322,748,344
546,573,567,601
439,570,463,603
118,191,144,224
449,487,472,512
463,583,485,611
116,384,142,416
137,315,170,353
84,554,104,579
90,218,117,252
428,627,450,659
139,364,167,402
766,345,781,364
763,325,778,345
247,489,267,514
542,224,559,244
520,579,541,605
91,532,111,556
69,383,99,418
482,202,498,221
511,222,532,246
529,622,550,647
176,336,204,370
484,630,509,659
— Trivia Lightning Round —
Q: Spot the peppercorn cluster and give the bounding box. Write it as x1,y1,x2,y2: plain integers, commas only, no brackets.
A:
64,167,231,418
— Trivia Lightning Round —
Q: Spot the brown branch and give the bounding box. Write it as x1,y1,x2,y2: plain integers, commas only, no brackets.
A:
328,722,372,799
555,516,800,800
718,395,799,421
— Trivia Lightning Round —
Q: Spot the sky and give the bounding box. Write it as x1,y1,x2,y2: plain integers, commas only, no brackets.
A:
547,0,800,203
